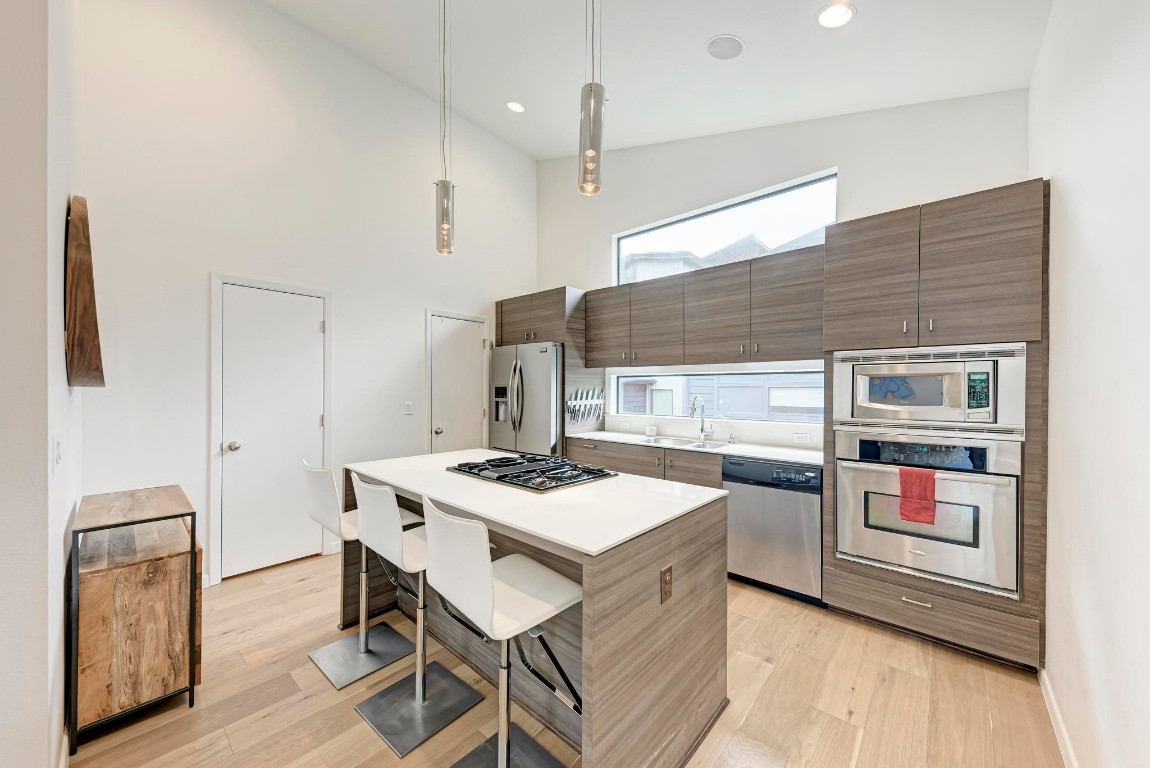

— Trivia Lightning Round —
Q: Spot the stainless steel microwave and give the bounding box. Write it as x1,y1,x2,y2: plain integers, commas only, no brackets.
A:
833,343,1026,434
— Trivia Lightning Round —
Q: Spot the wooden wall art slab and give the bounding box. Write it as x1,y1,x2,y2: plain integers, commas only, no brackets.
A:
65,195,105,387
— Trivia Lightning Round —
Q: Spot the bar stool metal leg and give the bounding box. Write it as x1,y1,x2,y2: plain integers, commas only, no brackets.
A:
355,571,483,757
450,635,565,768
308,544,415,690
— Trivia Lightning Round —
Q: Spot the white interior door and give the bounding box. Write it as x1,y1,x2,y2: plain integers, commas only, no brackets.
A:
430,314,486,453
222,284,325,577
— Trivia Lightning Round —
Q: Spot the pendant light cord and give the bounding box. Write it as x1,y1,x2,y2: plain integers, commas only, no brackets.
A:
439,0,450,181
584,0,603,84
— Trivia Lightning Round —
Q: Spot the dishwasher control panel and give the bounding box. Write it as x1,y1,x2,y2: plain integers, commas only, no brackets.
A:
722,457,822,492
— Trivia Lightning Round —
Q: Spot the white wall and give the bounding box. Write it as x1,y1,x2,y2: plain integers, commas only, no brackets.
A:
76,0,537,582
1029,1,1150,766
0,0,80,764
538,90,1030,291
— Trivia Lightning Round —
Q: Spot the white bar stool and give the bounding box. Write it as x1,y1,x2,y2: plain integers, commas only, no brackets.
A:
302,461,415,690
423,497,583,768
350,475,484,757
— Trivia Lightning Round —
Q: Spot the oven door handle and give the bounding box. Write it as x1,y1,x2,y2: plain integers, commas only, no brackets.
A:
838,461,1014,487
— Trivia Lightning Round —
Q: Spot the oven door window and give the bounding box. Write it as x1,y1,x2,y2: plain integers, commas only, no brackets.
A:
866,375,946,407
862,491,979,547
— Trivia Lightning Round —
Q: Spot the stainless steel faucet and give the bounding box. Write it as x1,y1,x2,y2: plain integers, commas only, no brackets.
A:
689,396,714,441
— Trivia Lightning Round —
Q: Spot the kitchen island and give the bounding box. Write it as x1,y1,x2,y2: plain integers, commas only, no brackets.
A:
340,449,729,768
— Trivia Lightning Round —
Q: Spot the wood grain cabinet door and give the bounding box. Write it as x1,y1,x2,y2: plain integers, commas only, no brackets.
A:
663,450,724,489
585,285,632,368
684,262,751,364
918,179,1047,346
630,274,684,366
529,287,569,343
500,294,533,345
565,438,664,478
750,245,824,362
823,207,921,351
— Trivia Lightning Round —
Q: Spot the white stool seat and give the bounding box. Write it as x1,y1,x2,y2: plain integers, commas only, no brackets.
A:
339,506,423,544
490,554,583,642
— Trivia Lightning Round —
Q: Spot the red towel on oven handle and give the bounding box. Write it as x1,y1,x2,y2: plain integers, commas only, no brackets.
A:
899,467,937,525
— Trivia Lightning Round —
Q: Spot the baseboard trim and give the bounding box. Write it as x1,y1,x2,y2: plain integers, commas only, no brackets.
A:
1039,669,1079,768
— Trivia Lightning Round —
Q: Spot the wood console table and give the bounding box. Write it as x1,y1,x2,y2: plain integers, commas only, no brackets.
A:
67,486,200,754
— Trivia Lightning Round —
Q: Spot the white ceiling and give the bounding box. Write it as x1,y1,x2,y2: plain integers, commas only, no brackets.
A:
261,0,1053,160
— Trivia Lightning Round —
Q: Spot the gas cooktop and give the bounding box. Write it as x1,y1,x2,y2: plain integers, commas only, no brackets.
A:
447,453,617,493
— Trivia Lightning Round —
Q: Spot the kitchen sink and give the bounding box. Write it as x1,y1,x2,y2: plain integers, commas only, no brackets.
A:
639,437,696,447
685,441,727,450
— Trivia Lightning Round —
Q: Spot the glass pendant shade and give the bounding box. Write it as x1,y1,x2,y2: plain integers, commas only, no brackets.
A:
435,179,454,255
578,82,605,196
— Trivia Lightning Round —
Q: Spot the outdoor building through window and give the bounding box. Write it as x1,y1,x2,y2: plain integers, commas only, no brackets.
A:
616,173,837,284
616,372,824,424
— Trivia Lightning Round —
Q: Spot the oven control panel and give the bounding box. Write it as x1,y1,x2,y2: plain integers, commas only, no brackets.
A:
858,440,988,472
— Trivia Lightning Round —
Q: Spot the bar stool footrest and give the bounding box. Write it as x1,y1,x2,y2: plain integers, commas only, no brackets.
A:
449,723,566,768
309,622,414,690
355,661,483,757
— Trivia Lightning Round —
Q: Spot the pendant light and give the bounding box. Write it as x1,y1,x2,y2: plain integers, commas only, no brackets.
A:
578,0,605,196
435,0,455,254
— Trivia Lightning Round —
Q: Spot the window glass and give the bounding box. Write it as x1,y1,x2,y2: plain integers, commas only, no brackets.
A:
617,174,837,284
615,372,824,423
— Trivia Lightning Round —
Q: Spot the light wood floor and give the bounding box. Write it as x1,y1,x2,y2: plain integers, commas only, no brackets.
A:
73,554,1064,768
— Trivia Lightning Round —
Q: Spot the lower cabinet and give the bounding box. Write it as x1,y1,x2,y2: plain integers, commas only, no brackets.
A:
565,438,723,488
822,567,1040,667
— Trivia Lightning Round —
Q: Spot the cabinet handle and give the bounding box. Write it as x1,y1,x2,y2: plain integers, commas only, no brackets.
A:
582,444,596,449
622,352,627,361
532,331,536,340
900,597,933,609
655,456,662,466
668,459,674,469
739,344,745,355
902,320,908,334
632,352,637,360
929,319,934,332
753,343,759,354
524,332,529,340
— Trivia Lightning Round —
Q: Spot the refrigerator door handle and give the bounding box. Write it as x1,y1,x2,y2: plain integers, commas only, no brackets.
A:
508,359,520,432
515,360,525,433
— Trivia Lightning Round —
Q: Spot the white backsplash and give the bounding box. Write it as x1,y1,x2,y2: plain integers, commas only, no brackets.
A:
603,414,823,451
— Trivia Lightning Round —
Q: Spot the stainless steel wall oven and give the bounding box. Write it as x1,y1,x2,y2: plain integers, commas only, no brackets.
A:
835,430,1021,597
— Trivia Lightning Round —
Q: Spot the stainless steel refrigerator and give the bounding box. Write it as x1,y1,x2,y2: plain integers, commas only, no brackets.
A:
490,343,562,455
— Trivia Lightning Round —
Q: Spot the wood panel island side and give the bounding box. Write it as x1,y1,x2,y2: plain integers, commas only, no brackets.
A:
339,449,729,768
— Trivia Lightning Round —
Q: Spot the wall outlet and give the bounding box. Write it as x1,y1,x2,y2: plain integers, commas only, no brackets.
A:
403,401,413,416
619,420,630,429
660,564,673,604
793,433,812,444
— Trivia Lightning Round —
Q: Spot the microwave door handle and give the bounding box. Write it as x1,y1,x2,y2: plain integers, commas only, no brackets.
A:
840,461,1013,487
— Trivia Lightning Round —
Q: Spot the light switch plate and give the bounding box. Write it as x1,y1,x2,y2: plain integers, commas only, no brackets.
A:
403,401,413,416
660,564,673,604
793,433,812,444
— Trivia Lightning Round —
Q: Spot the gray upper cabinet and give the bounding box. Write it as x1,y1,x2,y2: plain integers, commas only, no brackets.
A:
499,294,534,344
630,274,685,366
918,179,1047,346
750,245,824,362
685,262,751,365
585,284,631,367
823,207,922,351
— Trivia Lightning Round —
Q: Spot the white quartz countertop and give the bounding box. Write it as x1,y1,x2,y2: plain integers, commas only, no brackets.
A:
346,449,727,557
570,431,824,466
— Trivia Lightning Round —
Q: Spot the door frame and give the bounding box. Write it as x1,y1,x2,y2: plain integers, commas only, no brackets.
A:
425,308,490,454
208,274,334,586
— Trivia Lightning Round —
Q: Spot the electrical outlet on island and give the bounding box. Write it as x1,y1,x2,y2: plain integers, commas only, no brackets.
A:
660,564,673,604
793,433,812,444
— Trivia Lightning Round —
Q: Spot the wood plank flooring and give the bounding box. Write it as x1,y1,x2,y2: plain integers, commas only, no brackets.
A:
74,555,1064,768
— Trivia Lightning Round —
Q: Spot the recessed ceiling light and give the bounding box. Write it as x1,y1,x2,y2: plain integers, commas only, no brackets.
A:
817,3,856,28
506,101,525,113
706,35,744,61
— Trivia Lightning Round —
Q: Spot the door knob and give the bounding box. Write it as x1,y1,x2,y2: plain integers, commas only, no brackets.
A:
225,441,241,452
433,428,444,435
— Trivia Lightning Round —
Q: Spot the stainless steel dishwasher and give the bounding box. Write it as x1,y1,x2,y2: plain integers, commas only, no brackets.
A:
723,456,823,600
